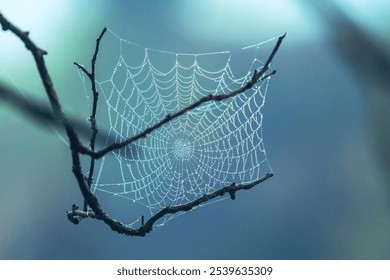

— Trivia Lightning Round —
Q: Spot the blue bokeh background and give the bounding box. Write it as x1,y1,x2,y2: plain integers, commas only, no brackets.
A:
0,0,389,259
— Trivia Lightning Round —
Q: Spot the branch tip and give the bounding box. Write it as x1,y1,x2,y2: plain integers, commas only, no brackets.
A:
252,69,258,81
40,49,48,56
261,70,277,81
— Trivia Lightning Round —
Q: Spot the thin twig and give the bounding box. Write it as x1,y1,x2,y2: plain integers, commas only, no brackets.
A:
74,28,107,211
67,172,274,236
139,172,274,235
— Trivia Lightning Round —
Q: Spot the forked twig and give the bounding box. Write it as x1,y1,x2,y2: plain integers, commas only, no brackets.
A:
74,28,107,211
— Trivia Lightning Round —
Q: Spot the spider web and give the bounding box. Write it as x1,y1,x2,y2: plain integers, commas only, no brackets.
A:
78,29,275,227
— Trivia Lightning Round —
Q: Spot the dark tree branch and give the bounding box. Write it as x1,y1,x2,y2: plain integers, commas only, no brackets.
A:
78,32,286,159
74,27,107,211
0,12,84,152
0,14,57,116
67,172,274,236
1,11,283,236
0,12,104,229
138,172,274,235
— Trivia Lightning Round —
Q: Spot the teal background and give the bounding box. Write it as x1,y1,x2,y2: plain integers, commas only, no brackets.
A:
0,0,389,259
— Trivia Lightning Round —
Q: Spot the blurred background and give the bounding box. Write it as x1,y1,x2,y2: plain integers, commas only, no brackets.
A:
0,0,389,259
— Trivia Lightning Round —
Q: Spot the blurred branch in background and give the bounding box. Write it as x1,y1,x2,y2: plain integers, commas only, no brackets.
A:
0,83,113,145
303,1,390,193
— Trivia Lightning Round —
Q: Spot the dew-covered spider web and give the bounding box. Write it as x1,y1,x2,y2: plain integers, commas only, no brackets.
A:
78,29,276,228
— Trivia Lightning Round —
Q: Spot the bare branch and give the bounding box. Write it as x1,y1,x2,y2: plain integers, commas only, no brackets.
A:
73,28,107,211
139,172,274,235
0,12,84,151
1,11,283,236
0,12,109,233
67,172,274,236
79,32,286,159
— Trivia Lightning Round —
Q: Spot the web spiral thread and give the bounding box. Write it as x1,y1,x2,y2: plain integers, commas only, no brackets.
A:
78,29,275,226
